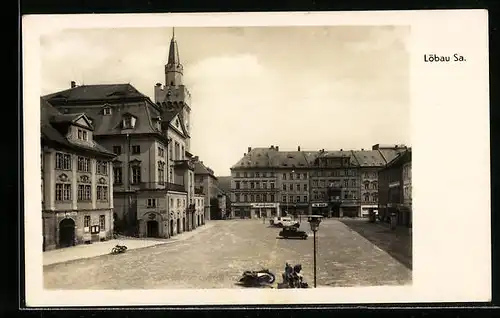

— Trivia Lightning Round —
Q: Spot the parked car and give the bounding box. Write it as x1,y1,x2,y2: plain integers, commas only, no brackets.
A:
271,217,298,227
278,226,308,239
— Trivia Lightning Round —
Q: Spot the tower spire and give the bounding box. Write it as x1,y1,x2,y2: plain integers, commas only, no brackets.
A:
165,28,183,87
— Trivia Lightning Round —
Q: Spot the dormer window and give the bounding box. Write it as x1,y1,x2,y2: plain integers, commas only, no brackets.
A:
103,106,112,116
122,114,136,129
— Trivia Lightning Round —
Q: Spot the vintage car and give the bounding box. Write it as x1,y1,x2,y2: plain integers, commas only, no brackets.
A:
271,217,299,228
278,226,308,239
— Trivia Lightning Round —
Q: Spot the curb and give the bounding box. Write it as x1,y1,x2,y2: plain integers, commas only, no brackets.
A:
43,223,215,267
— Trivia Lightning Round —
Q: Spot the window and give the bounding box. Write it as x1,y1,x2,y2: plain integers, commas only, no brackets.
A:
168,143,173,160
270,194,275,202
255,172,260,178
132,145,141,154
303,184,308,191
364,182,369,190
97,186,108,201
55,153,72,170
263,182,267,189
289,173,293,180
158,162,165,184
303,173,307,179
235,181,241,189
351,179,356,187
55,183,71,201
312,180,318,187
256,194,261,202
372,182,378,190
169,167,173,182
289,195,293,203
113,146,121,155
131,166,141,184
77,157,90,172
250,182,255,189
77,129,88,141
344,192,349,199
147,199,157,207
177,199,180,207
244,194,248,202
84,215,91,228
236,193,241,202
351,191,357,199
296,184,300,191
303,195,308,202
282,195,286,202
313,191,319,200
99,215,105,231
103,107,112,115
250,194,254,202
158,147,164,157
282,173,286,180
82,130,88,141
373,193,378,202
364,194,370,202
296,173,300,180
296,196,300,202
123,116,135,129
96,161,108,175
256,182,260,189
344,179,348,188
282,184,286,190
244,172,248,178
77,184,91,201
270,182,275,189
181,146,184,159
113,167,122,184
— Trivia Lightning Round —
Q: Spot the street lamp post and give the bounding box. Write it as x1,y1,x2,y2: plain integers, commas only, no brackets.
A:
307,215,323,288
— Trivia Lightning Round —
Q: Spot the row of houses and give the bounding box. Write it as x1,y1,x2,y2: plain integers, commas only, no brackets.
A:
227,144,412,227
41,32,225,250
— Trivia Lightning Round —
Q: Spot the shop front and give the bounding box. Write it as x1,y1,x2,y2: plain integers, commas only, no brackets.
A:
250,203,280,218
311,203,329,217
232,204,251,219
341,204,360,218
360,205,378,218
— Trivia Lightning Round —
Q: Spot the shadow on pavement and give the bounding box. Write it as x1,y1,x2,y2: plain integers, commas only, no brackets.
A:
340,219,412,270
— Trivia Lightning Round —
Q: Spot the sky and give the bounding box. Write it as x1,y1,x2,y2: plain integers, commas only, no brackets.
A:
40,26,410,176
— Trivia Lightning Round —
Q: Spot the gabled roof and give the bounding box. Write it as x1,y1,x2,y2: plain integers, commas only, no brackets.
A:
43,84,146,102
41,98,115,157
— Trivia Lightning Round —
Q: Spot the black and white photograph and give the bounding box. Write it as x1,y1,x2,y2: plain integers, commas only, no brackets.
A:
23,11,490,306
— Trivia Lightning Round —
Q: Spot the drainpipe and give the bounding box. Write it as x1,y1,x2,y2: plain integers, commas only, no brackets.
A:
126,133,131,235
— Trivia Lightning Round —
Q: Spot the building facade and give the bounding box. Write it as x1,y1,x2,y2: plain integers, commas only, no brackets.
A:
377,148,412,226
43,31,208,239
41,98,116,250
194,159,219,221
230,144,407,218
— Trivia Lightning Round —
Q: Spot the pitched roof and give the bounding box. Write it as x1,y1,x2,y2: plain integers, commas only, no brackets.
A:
351,150,386,167
383,148,412,169
41,99,115,157
43,84,146,101
194,161,216,178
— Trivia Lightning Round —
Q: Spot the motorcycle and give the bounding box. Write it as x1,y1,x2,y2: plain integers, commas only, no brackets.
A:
110,244,128,255
238,269,276,287
279,263,310,289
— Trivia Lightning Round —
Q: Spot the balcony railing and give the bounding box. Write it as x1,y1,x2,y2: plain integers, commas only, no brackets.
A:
136,182,186,192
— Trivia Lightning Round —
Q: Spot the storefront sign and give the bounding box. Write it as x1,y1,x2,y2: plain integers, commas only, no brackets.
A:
250,203,277,208
312,203,328,208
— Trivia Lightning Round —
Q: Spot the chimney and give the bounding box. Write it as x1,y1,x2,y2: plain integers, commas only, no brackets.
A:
276,146,279,151
71,81,76,88
361,148,364,151
297,146,301,151
271,145,274,149
244,153,246,156
372,144,380,150
340,149,343,151
155,83,162,87
193,156,199,161
248,147,252,153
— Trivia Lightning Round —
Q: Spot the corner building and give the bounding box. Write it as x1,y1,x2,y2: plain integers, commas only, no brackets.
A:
41,98,116,250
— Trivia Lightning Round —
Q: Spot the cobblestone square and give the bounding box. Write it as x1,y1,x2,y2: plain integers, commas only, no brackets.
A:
43,219,412,289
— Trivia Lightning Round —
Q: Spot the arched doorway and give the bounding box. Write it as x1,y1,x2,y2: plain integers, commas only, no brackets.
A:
147,220,159,237
169,219,174,236
59,218,75,248
176,218,181,234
